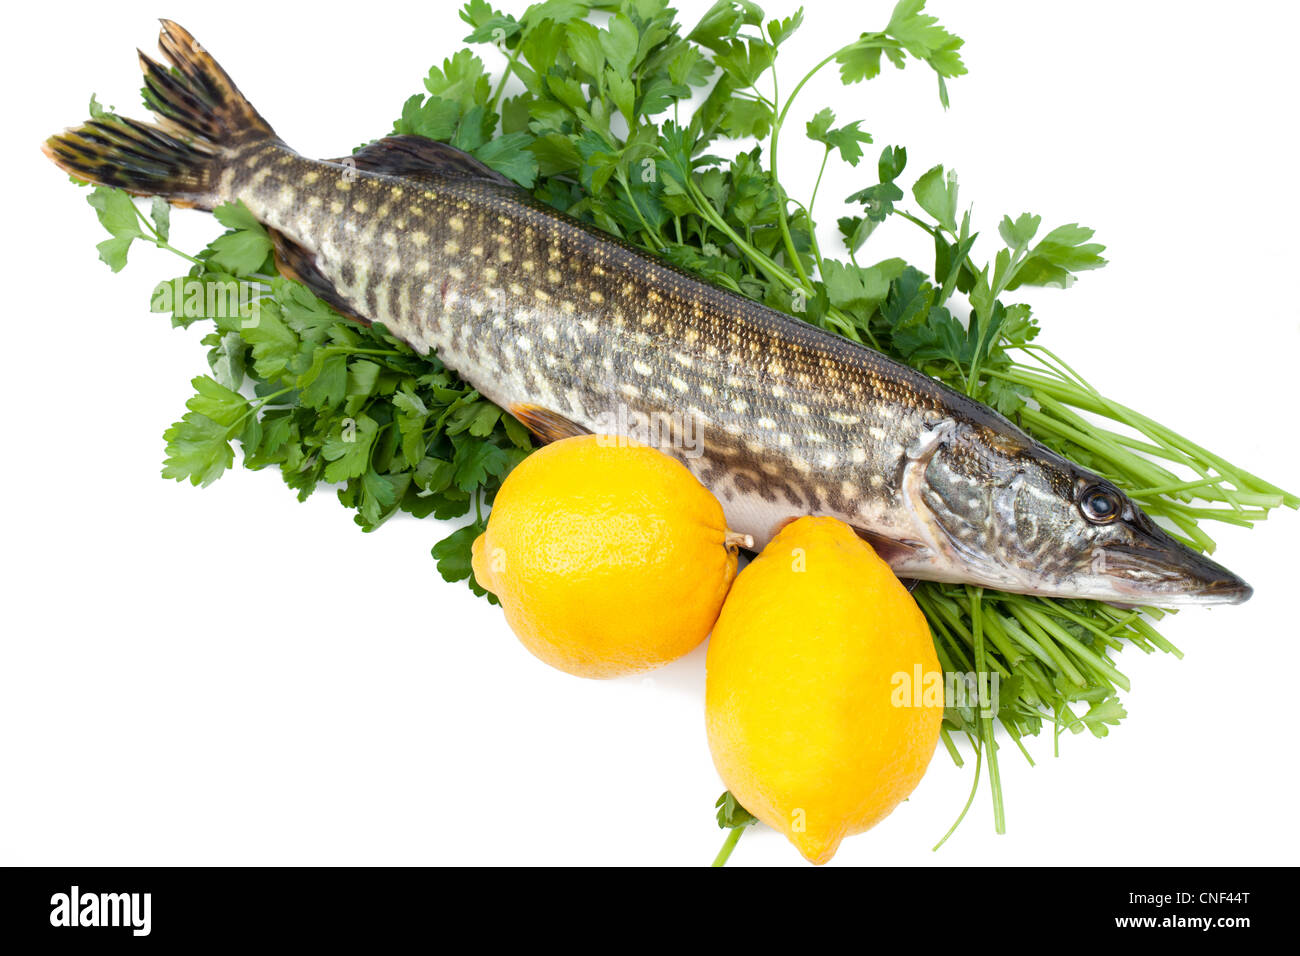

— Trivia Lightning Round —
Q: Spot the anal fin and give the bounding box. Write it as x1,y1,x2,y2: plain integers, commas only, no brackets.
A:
267,228,369,326
509,404,591,444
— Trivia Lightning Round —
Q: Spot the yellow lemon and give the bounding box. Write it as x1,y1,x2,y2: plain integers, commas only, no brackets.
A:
705,516,943,864
472,435,747,679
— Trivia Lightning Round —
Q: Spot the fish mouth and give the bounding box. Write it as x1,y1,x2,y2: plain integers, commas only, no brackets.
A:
1097,544,1254,606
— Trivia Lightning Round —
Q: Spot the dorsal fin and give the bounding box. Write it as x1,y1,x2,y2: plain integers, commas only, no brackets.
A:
327,136,516,187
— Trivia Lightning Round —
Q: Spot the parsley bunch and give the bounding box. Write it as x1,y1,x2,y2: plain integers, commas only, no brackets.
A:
85,183,530,598
77,0,1295,854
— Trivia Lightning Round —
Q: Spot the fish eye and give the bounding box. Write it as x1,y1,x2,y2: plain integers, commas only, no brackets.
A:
1079,485,1121,524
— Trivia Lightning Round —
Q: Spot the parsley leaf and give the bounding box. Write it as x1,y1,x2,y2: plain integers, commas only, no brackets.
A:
806,108,873,166
1008,223,1108,289
715,791,759,829
86,187,145,271
207,202,273,275
431,519,496,601
912,163,959,233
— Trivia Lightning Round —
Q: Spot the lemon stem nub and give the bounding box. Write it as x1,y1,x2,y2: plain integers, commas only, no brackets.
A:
724,530,754,552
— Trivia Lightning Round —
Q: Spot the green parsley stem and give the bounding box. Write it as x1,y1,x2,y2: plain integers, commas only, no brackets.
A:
1002,719,1035,765
788,197,826,278
933,730,982,851
895,208,942,237
939,726,964,767
731,89,776,110
764,49,812,288
997,373,1293,515
614,169,665,252
157,242,203,266
711,826,745,867
968,586,1005,833
1126,476,1244,498
807,148,831,225
683,179,788,286
130,202,204,266
1002,353,1296,505
1005,604,1087,687
488,41,525,113
767,50,847,291
319,347,405,358
227,386,294,434
681,177,865,343
1016,604,1130,692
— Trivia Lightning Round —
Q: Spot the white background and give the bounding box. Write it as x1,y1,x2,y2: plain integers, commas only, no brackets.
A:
2,0,1296,866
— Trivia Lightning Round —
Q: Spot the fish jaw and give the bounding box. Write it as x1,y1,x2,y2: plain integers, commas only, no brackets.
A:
881,548,1254,606
1078,538,1254,606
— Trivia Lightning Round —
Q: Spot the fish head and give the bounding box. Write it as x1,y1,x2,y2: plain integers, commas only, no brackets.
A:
911,420,1252,606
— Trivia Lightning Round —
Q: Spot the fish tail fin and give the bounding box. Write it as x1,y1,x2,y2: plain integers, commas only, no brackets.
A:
42,20,278,209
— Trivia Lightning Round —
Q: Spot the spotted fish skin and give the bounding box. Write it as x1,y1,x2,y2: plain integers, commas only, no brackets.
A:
232,140,966,544
43,21,1255,605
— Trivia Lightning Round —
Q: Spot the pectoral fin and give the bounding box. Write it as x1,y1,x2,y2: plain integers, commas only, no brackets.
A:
509,404,591,444
851,528,926,567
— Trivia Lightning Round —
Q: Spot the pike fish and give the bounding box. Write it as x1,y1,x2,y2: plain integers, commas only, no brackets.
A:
44,22,1252,605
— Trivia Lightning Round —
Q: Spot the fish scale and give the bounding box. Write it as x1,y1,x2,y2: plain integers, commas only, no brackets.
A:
41,20,1254,604
232,141,953,549
304,159,951,537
